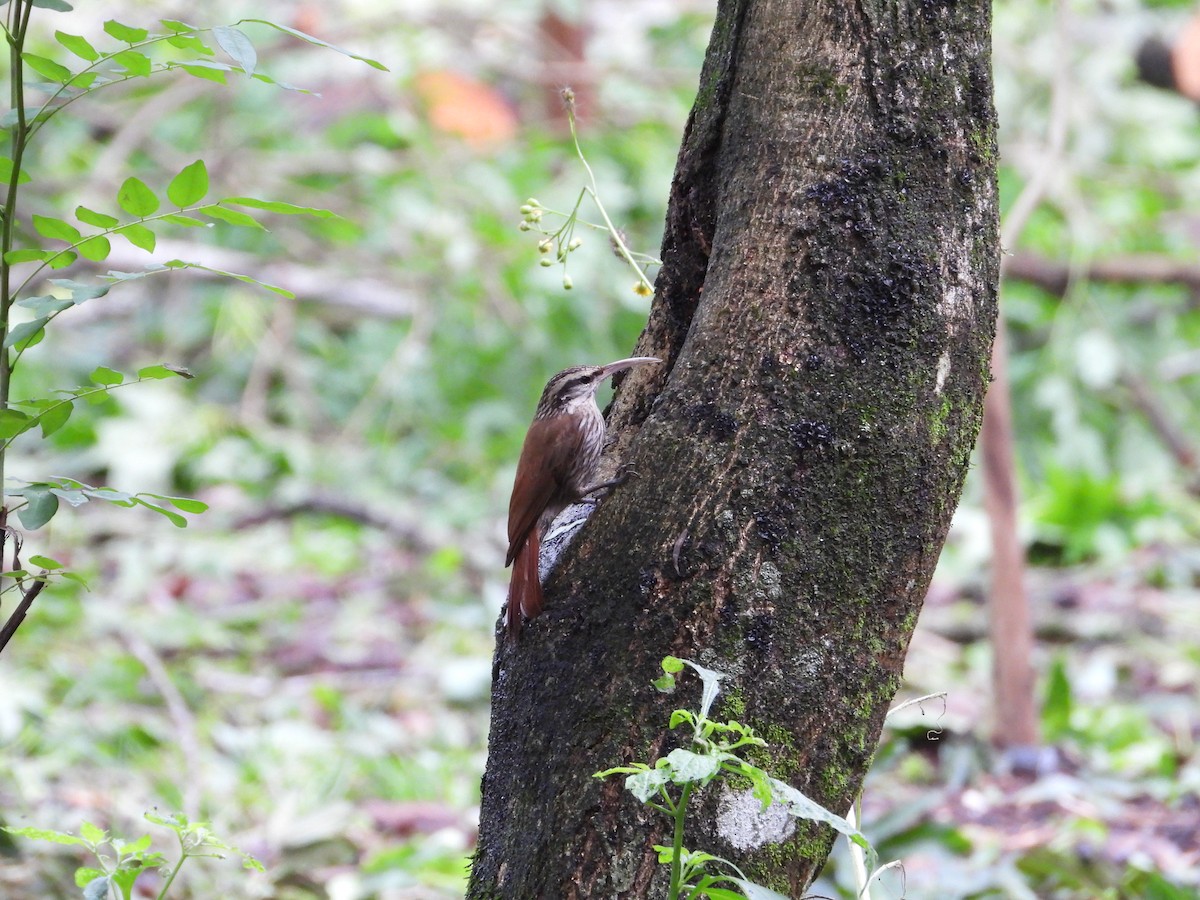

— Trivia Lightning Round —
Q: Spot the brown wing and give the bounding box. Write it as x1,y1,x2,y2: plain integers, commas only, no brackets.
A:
505,414,584,567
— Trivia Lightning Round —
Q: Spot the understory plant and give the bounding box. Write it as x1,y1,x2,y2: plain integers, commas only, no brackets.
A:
0,0,384,655
596,656,888,900
3,812,261,900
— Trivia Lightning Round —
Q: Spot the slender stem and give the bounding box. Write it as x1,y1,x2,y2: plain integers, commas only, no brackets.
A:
564,103,655,292
155,839,188,899
667,782,693,900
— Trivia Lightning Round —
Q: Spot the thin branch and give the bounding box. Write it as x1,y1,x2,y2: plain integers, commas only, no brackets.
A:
1003,251,1200,297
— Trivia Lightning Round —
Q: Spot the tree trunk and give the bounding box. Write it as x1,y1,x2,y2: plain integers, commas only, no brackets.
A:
469,0,998,896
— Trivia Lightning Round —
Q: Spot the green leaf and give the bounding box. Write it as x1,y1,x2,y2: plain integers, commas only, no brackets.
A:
29,554,63,570
652,674,676,692
50,488,89,507
0,107,43,129
225,196,337,218
90,366,124,385
663,748,721,784
133,498,188,528
76,235,111,261
17,488,58,529
203,205,264,229
143,492,208,514
213,25,256,76
119,223,155,253
166,33,212,53
85,488,133,503
4,318,48,350
1042,655,1073,741
175,61,229,84
82,876,110,900
30,0,74,10
0,156,32,185
163,260,294,297
104,20,149,43
113,50,152,77
74,867,104,888
699,889,746,900
23,53,72,83
117,177,159,217
4,249,53,264
160,19,197,33
75,206,119,228
167,160,209,207
137,364,191,380
47,250,78,270
625,767,672,803
161,213,208,228
238,18,389,71
37,399,73,438
662,656,684,674
2,825,87,845
55,31,99,61
32,214,81,243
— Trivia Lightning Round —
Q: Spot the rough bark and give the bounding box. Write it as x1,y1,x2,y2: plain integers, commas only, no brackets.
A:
470,0,998,896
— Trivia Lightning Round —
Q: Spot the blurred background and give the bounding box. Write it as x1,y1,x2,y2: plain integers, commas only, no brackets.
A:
0,0,1198,897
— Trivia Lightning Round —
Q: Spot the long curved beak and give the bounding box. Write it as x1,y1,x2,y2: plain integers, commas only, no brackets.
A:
596,356,661,381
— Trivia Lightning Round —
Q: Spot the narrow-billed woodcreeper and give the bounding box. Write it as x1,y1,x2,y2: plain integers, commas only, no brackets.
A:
504,356,660,640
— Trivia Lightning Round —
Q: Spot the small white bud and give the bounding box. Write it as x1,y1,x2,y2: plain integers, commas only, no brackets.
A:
568,237,583,250
562,275,573,290
539,258,553,268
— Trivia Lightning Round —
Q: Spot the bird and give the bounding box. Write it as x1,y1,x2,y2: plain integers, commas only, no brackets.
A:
504,356,661,640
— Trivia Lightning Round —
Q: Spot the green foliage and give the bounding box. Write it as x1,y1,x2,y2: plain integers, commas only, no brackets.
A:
596,657,877,900
0,0,384,653
4,812,261,900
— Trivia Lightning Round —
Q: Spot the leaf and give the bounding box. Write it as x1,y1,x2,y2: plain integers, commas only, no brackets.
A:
3,825,88,845
682,659,727,722
81,876,110,900
32,214,81,242
141,491,208,514
663,748,721,784
50,488,89,507
90,366,124,385
4,317,48,350
203,205,264,229
133,498,188,528
652,674,676,692
4,249,53,264
161,213,208,228
133,364,185,382
0,156,32,185
119,224,155,253
17,488,59,529
0,409,31,438
47,250,77,270
112,50,152,77
769,778,870,848
163,260,294,297
75,206,119,228
213,25,256,76
17,295,73,317
160,19,197,33
167,160,208,206
0,107,43,129
117,177,159,217
1042,655,1073,741
30,0,74,10
76,235,111,261
225,196,337,218
49,278,109,302
104,20,149,43
30,553,64,568
625,767,671,803
74,867,104,888
23,53,72,83
33,399,74,438
85,488,132,503
55,31,99,61
166,33,212,54
237,18,388,70
728,879,792,900
662,656,685,674
176,62,228,84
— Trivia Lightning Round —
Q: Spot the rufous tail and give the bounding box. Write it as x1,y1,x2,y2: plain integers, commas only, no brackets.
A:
506,528,542,641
